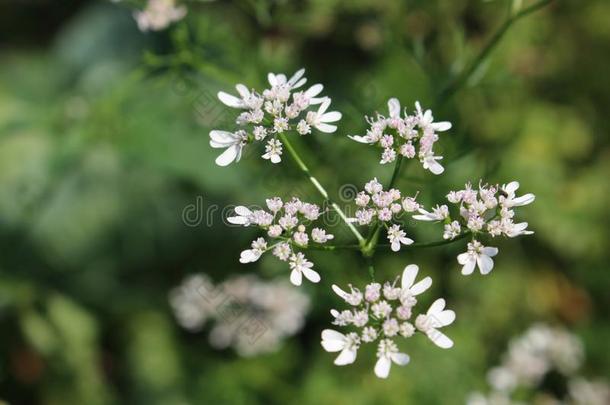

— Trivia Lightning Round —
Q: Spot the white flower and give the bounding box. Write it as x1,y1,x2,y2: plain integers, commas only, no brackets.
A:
262,139,283,163
209,130,247,166
227,205,253,226
217,83,263,110
134,0,187,32
500,181,535,208
306,98,342,133
289,252,320,285
321,330,360,366
399,264,432,306
239,237,267,263
414,101,452,133
443,220,461,240
387,224,414,252
457,240,499,275
266,68,307,96
412,205,449,221
332,284,363,306
420,152,445,175
272,242,292,261
312,228,334,243
415,298,456,349
374,339,410,378
265,197,283,212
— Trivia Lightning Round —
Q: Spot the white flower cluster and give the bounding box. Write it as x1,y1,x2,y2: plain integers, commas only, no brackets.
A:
132,0,187,32
169,273,310,357
321,264,455,378
349,98,451,173
349,178,420,252
467,324,608,405
413,181,535,275
228,196,334,286
210,68,341,166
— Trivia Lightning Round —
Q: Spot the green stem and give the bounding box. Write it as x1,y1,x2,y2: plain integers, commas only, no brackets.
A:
362,155,405,256
375,231,471,249
436,0,554,104
278,133,365,245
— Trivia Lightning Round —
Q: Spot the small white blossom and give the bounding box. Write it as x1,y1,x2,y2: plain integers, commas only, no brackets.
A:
457,240,499,275
289,252,320,285
387,224,414,252
262,139,283,163
321,330,360,366
312,228,334,243
415,298,456,348
209,130,247,166
374,339,410,379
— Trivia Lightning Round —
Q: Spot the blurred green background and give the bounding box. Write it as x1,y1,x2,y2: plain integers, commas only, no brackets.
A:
0,0,609,404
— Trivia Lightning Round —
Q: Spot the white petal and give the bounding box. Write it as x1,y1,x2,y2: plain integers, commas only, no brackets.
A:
217,91,243,108
427,160,445,175
457,252,470,265
315,123,337,133
235,84,250,98
291,78,307,90
410,277,432,296
267,73,278,86
431,121,452,131
288,68,305,86
427,298,446,315
302,267,321,283
234,206,252,216
427,329,454,349
317,98,331,115
504,181,520,194
477,255,494,275
331,284,348,299
412,214,436,221
348,135,374,144
209,130,238,146
289,269,302,286
239,249,259,263
270,154,282,164
334,348,357,366
481,247,498,257
320,111,342,123
390,352,410,366
430,309,456,327
513,193,535,206
461,258,476,276
374,356,392,379
388,98,401,118
227,216,248,225
321,339,344,352
305,83,323,98
215,144,240,166
401,264,419,289
391,241,400,252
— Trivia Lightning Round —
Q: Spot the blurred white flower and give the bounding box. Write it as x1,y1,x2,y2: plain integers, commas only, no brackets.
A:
134,0,187,32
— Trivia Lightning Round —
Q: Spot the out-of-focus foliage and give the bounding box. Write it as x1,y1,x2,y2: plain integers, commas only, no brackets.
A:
0,0,608,404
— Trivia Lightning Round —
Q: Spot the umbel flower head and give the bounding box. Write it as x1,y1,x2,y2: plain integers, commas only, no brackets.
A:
348,177,420,252
210,68,341,166
413,180,535,276
349,98,451,174
321,264,455,378
228,196,334,286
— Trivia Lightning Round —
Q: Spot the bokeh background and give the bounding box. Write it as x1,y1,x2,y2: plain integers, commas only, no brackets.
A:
0,0,609,404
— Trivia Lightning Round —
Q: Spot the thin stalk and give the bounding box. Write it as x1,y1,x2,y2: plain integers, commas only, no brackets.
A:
278,133,365,245
437,0,554,104
362,155,405,255
375,231,471,249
